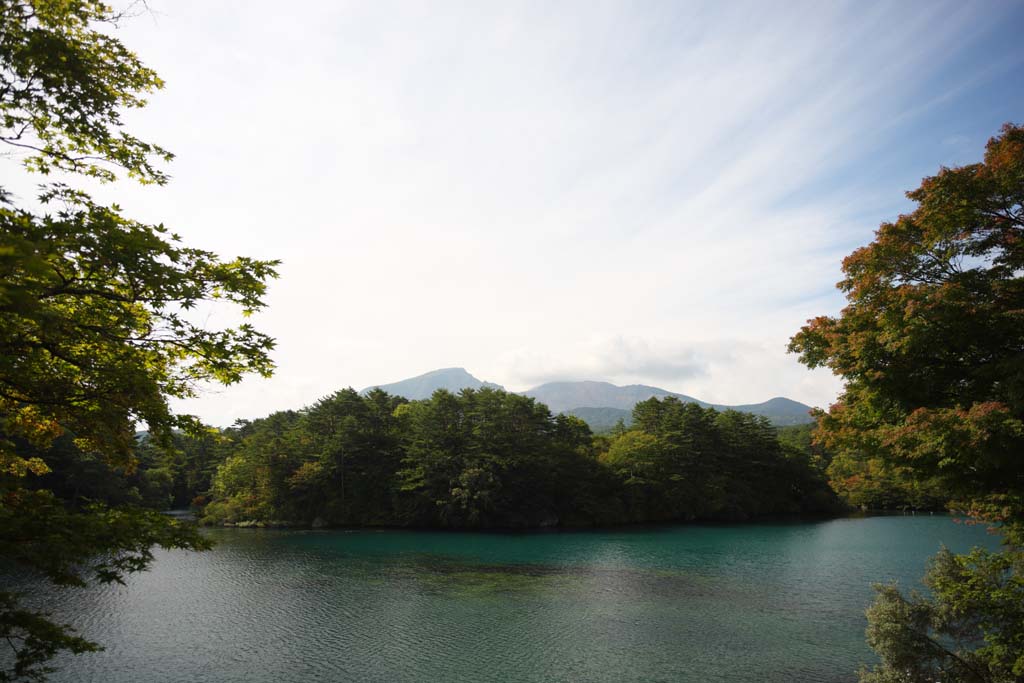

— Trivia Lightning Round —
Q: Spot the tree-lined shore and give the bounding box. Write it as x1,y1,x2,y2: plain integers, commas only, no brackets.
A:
31,389,843,530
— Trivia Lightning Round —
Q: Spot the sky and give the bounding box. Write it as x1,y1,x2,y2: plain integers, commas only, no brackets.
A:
11,0,1024,426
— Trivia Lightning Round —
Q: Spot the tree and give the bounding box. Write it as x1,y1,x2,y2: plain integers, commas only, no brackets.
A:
601,398,838,522
790,124,1024,681
0,2,278,680
860,548,1024,683
0,0,171,184
303,388,407,525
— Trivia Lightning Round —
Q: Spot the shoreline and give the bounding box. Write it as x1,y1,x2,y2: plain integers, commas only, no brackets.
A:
190,508,955,534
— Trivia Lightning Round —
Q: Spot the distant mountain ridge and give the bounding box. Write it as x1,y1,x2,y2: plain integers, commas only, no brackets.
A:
523,380,708,412
522,381,814,426
362,368,815,427
725,397,816,424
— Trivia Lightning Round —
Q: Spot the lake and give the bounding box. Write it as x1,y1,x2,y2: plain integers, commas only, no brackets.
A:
34,515,997,683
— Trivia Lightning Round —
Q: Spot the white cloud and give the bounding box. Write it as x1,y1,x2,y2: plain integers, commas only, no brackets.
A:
496,334,843,408
9,0,1012,425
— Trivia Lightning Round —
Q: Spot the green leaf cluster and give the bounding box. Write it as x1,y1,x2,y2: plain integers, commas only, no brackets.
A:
1,0,171,183
863,548,1024,683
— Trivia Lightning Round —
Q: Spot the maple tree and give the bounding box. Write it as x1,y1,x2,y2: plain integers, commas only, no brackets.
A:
790,124,1024,681
0,2,278,680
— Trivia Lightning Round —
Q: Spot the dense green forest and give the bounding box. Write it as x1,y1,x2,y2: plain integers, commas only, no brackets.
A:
16,387,947,533
25,397,946,529
775,423,948,513
36,389,842,529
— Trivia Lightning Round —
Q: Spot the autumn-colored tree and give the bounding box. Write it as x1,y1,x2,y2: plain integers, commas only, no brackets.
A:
790,124,1024,682
0,2,278,680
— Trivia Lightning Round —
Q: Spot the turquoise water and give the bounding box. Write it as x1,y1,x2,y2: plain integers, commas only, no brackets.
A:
34,515,997,682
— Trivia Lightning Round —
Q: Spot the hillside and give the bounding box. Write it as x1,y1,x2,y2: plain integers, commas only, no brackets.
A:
525,380,814,426
726,396,818,426
564,407,634,433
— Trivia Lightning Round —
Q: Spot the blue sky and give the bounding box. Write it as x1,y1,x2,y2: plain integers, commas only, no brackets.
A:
17,0,1023,425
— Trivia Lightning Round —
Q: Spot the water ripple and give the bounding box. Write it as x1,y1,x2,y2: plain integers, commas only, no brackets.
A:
9,516,997,683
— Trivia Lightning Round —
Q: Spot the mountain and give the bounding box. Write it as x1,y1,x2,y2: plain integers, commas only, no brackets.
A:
524,380,815,427
725,396,818,426
361,367,503,400
362,369,815,428
523,380,707,413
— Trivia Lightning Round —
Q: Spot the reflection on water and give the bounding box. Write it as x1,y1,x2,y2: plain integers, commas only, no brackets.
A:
20,515,997,683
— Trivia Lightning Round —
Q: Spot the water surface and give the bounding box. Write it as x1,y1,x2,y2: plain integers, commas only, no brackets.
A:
35,515,998,682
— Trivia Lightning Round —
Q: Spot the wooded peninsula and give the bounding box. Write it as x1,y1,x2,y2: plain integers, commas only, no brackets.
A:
30,386,948,531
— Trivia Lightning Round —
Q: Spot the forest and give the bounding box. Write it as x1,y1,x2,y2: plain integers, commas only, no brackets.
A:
29,389,848,530
201,387,847,528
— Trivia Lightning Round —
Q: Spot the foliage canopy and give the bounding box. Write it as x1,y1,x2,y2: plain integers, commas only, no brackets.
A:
0,2,278,680
791,124,1024,682
199,389,839,530
0,0,171,183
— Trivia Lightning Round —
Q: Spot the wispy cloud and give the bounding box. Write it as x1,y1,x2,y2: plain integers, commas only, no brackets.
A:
498,336,711,388
16,0,1017,425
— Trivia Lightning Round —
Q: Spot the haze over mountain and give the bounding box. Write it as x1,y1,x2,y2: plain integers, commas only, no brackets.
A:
527,381,813,427
523,381,708,413
566,398,816,432
362,367,503,401
364,368,815,427
726,397,816,425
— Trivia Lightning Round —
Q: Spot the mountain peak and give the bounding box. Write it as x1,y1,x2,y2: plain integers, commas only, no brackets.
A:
362,367,503,400
418,367,472,378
